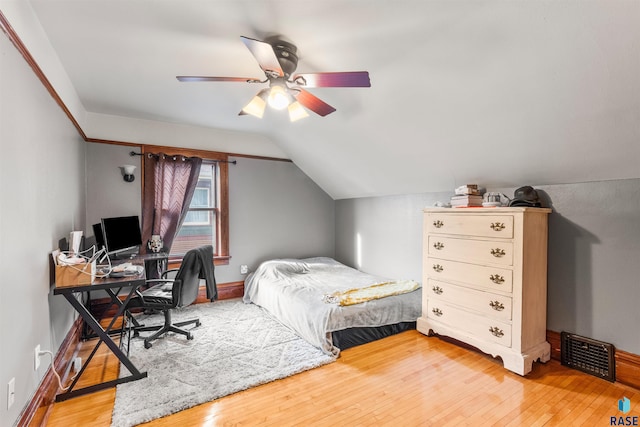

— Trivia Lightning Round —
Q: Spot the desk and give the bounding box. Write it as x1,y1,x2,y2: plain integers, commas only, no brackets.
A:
53,261,148,401
81,253,169,339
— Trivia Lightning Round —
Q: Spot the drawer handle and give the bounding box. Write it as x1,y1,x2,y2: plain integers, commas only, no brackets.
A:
432,285,443,295
489,326,504,338
433,220,444,229
490,248,506,258
489,274,505,284
490,222,506,231
489,300,505,311
432,264,443,273
433,242,445,250
432,307,443,317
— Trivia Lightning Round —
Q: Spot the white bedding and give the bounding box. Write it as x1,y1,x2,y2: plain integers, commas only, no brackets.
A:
243,257,422,356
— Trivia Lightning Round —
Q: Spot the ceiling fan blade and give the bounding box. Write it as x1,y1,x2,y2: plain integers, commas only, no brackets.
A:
292,71,371,88
176,76,262,83
294,89,336,117
240,36,284,78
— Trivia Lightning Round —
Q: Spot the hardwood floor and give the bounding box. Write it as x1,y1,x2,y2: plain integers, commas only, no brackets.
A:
43,330,639,426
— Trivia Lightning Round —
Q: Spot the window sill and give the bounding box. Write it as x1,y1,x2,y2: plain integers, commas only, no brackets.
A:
213,256,230,266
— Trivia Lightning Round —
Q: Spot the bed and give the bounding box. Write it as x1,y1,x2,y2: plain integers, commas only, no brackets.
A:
242,257,422,356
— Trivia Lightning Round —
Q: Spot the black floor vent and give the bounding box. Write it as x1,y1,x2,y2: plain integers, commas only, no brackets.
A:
561,332,615,382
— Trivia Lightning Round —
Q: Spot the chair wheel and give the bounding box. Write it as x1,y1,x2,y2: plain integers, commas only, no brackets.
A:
187,333,194,340
133,331,139,338
144,341,152,349
196,321,201,327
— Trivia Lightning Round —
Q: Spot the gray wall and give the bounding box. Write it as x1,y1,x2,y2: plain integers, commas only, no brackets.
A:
85,143,142,231
225,156,335,283
0,35,85,425
84,146,335,284
335,191,451,281
541,180,640,353
335,179,640,355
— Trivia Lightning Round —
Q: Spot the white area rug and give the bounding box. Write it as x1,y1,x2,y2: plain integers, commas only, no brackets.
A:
111,299,335,427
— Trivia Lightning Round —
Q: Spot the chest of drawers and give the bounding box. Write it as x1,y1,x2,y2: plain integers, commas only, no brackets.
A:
416,207,551,375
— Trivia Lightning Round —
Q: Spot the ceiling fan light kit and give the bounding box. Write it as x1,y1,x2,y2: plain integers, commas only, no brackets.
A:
177,35,370,122
267,85,290,110
287,101,309,122
240,90,267,118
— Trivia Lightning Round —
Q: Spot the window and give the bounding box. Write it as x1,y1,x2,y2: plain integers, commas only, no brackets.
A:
172,162,218,256
183,187,211,226
143,146,230,265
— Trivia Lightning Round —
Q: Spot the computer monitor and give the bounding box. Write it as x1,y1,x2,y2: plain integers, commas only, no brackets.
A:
92,223,106,250
100,215,143,257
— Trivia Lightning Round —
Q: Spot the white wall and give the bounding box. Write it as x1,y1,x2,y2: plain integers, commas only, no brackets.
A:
84,113,288,160
335,179,640,355
0,34,85,426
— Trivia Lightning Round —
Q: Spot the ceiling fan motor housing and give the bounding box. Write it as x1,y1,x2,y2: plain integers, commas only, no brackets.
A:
267,38,298,78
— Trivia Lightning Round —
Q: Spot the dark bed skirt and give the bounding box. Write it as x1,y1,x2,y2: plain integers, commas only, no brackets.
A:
331,321,417,351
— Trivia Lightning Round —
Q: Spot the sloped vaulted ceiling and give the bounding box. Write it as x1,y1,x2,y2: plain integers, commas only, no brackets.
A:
5,0,640,199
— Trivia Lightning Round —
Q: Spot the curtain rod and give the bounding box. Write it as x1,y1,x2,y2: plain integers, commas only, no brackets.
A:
129,151,237,164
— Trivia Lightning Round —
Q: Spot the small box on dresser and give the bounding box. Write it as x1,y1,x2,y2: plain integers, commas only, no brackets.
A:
417,207,552,375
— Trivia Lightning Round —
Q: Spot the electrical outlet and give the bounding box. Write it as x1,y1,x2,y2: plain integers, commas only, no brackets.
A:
7,377,15,410
34,344,40,370
240,264,248,274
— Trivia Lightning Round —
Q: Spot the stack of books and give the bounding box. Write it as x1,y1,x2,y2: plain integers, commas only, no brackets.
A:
451,184,484,207
454,184,481,196
450,194,483,207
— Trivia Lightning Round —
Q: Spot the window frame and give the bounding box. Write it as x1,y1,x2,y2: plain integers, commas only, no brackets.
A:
142,145,230,266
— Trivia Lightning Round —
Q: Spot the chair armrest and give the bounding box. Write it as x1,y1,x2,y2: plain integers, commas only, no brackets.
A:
161,269,180,279
145,278,175,286
134,288,145,303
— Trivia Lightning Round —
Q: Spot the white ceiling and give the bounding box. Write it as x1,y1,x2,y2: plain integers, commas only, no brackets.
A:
13,1,640,199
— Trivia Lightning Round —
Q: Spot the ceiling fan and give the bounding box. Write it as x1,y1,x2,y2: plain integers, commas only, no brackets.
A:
176,36,371,122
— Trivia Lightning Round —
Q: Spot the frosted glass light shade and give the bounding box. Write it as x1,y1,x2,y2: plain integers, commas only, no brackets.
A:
241,95,267,118
122,165,136,175
288,101,309,122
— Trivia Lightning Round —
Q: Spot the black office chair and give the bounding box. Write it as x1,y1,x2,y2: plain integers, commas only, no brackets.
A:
128,245,216,348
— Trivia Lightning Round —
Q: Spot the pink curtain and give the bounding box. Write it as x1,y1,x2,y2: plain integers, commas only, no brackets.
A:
141,153,202,254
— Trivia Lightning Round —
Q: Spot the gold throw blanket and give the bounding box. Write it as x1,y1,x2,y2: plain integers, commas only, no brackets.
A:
323,280,420,306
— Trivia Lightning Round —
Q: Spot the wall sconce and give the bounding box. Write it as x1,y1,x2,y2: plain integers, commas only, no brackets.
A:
121,165,136,182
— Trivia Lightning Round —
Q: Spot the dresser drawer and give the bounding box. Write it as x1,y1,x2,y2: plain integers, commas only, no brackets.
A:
427,258,513,293
428,236,514,266
427,300,512,347
427,280,512,321
427,214,514,238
